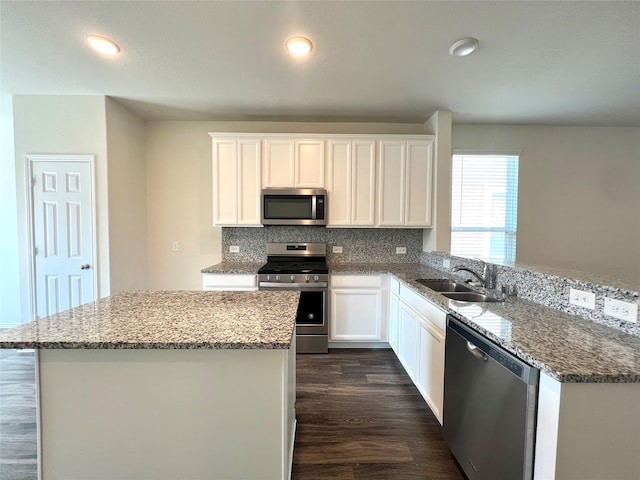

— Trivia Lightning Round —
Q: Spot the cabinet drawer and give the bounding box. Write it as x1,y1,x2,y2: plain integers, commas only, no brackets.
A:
202,274,257,291
331,274,382,289
389,276,400,295
400,285,446,332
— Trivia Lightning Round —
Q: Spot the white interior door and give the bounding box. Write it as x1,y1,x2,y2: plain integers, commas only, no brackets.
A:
29,156,96,318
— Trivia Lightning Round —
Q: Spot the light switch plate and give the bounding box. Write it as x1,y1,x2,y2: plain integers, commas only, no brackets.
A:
569,288,596,310
332,246,343,253
604,298,638,323
229,245,240,253
396,247,407,254
171,241,179,252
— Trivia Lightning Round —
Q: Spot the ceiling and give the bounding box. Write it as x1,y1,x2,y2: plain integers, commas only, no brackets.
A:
1,1,639,126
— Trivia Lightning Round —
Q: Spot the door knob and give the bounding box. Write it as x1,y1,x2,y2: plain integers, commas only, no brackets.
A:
80,264,91,270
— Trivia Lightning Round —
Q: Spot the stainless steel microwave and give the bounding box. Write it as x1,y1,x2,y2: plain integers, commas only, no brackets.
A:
261,188,327,226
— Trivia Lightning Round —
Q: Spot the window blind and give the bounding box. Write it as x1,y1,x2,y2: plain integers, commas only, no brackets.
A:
451,154,519,263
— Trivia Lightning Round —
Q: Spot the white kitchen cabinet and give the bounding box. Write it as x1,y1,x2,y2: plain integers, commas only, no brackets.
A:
330,275,387,342
211,137,261,226
398,302,419,380
326,139,376,226
416,317,445,423
263,138,325,188
397,281,446,424
377,138,434,227
388,276,400,353
202,273,257,291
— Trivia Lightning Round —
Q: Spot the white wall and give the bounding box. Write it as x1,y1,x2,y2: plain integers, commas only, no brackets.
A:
12,95,110,323
105,98,148,292
452,124,640,286
0,93,21,328
145,121,425,289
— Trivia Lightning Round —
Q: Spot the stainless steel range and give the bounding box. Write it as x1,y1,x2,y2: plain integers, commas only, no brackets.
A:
258,243,329,354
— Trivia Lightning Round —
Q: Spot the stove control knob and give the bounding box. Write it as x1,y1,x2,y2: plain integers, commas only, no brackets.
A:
266,275,271,282
290,275,295,282
275,275,280,282
305,275,310,283
314,275,319,282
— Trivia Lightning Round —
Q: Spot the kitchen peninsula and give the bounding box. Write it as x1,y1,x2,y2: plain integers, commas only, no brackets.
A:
0,290,299,480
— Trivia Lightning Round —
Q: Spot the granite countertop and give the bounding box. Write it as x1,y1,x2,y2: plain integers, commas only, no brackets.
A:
331,263,640,383
201,261,264,274
0,290,299,350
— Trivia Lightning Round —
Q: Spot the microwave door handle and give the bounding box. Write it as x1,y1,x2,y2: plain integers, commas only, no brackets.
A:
311,194,316,220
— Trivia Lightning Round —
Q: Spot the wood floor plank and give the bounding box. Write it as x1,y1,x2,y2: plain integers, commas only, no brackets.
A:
292,349,464,479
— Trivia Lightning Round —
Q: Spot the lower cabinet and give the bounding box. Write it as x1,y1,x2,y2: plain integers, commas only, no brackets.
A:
330,274,387,342
392,277,446,425
202,273,257,291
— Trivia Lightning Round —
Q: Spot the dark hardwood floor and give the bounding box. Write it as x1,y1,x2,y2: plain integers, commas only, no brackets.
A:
0,349,38,480
0,348,463,480
293,349,464,480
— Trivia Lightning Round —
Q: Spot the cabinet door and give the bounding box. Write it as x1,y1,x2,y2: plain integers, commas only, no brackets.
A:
263,139,295,187
352,140,376,225
405,140,434,227
389,293,400,354
417,318,445,424
330,288,382,341
326,140,351,225
377,141,406,226
202,274,257,291
212,139,237,225
398,302,418,381
295,140,325,187
237,140,262,225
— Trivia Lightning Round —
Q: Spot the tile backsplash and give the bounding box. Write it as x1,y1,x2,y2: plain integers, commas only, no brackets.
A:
222,227,423,263
422,252,640,336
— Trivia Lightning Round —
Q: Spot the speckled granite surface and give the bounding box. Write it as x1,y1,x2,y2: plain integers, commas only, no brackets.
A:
422,252,640,336
0,291,298,350
201,261,264,274
332,263,640,383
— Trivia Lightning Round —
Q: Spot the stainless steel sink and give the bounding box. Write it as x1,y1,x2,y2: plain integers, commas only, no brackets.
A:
441,292,503,303
416,279,474,293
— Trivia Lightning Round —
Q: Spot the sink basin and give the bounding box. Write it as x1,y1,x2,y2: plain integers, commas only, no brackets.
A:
416,279,474,293
441,292,503,303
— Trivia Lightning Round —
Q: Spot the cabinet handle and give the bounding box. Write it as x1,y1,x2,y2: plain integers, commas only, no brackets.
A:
80,264,91,270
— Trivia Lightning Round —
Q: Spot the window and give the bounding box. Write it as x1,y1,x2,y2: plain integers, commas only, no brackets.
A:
451,153,519,263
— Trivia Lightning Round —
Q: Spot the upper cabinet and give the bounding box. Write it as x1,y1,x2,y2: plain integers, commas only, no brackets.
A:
377,138,434,228
210,133,434,228
326,139,376,226
212,137,261,226
263,139,324,188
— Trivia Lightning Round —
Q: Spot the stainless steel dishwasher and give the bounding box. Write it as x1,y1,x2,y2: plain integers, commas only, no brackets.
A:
443,315,539,480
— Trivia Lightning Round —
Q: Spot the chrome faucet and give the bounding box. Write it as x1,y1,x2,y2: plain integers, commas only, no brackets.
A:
452,261,495,289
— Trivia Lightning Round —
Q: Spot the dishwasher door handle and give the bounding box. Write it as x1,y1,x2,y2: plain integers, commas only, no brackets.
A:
466,341,488,362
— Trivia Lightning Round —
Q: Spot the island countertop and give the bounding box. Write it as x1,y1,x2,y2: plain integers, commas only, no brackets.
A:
0,290,299,350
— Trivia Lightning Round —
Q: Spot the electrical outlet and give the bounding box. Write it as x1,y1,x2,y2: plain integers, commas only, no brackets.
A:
229,246,240,253
604,298,638,323
396,247,407,254
171,241,179,252
332,246,343,253
569,288,596,310
443,258,451,268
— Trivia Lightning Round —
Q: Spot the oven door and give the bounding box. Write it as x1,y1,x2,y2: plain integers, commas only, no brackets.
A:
296,290,327,335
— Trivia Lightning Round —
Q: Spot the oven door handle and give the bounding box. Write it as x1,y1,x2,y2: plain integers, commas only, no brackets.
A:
259,282,328,289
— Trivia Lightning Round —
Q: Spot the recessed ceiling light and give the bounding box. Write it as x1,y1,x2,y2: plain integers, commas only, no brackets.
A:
286,36,313,56
449,38,479,57
87,35,120,56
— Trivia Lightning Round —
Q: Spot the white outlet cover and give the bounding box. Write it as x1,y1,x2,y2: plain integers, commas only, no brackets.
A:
569,288,596,310
604,298,638,323
171,241,179,252
332,246,343,253
229,245,240,253
443,259,451,268
396,247,407,254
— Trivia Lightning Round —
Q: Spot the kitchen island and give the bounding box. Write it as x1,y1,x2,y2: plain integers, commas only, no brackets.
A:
0,290,300,480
